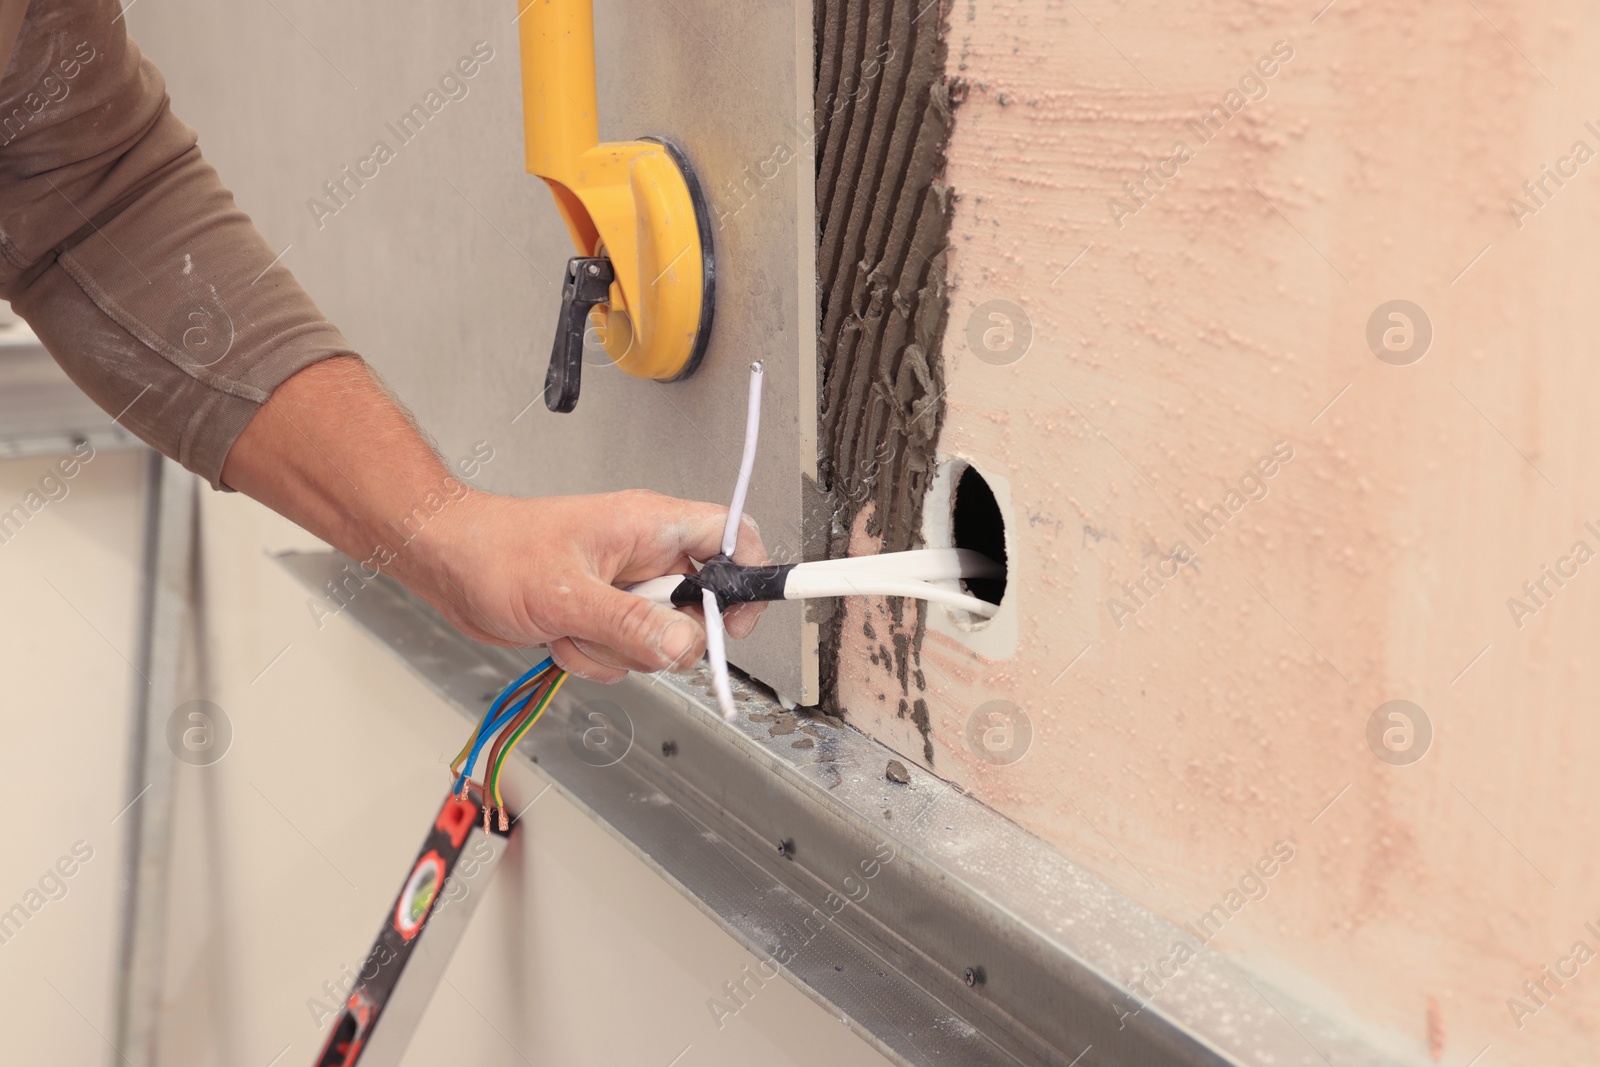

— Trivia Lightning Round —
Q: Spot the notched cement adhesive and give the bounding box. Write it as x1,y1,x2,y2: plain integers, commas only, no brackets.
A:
811,0,959,764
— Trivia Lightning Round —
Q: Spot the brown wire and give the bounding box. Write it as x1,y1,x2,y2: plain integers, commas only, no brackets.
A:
455,674,543,799
481,670,554,819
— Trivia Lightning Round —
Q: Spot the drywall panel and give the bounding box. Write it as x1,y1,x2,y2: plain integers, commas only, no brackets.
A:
0,450,144,1065
834,1,1600,1064
128,0,819,704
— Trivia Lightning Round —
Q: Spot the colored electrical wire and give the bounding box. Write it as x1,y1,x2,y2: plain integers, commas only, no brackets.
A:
450,674,537,782
481,669,557,807
451,672,535,775
487,669,568,810
476,659,555,736
454,686,535,797
452,658,554,769
493,672,565,791
452,658,556,795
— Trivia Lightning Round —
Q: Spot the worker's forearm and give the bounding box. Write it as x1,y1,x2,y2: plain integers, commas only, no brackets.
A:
220,356,470,592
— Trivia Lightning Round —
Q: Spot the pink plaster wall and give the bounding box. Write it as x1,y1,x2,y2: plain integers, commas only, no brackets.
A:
837,2,1600,1061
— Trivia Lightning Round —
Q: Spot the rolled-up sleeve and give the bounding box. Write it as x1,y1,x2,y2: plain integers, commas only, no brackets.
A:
0,0,355,488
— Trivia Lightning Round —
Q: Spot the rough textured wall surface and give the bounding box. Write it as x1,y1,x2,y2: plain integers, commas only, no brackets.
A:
812,0,956,749
833,0,1600,1062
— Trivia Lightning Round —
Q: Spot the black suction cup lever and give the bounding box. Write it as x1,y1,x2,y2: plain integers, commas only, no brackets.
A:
544,256,614,413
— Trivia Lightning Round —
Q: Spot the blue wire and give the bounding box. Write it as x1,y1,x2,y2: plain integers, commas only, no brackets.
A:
454,689,536,795
468,657,554,760
453,658,553,794
454,689,535,794
482,659,553,737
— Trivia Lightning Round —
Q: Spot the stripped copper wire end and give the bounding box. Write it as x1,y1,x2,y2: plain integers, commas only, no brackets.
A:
497,808,509,832
482,806,491,832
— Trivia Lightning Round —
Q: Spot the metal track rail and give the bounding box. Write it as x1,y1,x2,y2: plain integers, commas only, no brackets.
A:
279,550,1408,1067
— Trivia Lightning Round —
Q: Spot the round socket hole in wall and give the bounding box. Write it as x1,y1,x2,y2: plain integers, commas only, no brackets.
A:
951,464,1008,613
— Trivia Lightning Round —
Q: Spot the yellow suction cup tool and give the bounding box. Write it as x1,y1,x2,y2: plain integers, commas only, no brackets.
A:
518,0,714,412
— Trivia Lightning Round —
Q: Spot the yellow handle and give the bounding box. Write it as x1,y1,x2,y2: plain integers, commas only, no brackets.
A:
516,0,711,383
519,0,598,183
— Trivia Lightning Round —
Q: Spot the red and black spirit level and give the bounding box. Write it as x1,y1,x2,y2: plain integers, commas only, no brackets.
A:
312,784,515,1067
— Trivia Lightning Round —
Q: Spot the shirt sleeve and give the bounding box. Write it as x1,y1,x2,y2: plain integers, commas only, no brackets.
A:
0,0,357,489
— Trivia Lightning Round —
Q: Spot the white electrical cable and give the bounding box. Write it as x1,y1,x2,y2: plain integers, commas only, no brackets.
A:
625,575,684,604
781,571,999,618
720,361,764,558
703,361,764,724
703,586,737,721
626,549,1004,611
795,548,1001,582
626,360,1004,722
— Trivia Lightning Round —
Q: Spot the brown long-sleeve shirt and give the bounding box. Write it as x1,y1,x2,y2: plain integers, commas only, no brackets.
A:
0,0,353,488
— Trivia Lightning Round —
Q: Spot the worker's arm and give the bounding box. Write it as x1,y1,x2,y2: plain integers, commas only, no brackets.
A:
0,0,353,486
222,356,767,681
0,0,766,679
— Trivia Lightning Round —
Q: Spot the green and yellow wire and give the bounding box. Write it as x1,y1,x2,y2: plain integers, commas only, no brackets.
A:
450,663,553,787
487,669,567,810
448,661,568,827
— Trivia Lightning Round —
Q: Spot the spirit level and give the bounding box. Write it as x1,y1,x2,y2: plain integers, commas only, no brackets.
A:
311,785,514,1067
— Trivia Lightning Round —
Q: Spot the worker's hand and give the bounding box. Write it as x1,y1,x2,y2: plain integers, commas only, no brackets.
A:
222,359,766,681
407,488,770,683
